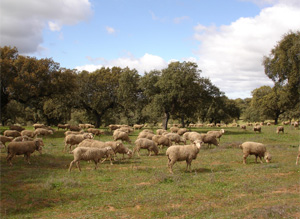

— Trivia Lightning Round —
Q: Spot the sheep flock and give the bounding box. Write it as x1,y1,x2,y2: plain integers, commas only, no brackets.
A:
0,122,299,173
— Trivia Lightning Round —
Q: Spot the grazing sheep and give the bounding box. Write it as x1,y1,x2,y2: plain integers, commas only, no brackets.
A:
239,141,272,164
64,133,93,152
69,125,81,131
64,130,84,136
137,131,155,140
253,126,261,133
207,129,225,142
12,136,33,142
87,128,103,137
57,124,69,130
276,126,284,134
187,132,202,142
113,130,131,143
6,138,44,166
9,125,25,132
69,146,113,172
152,135,172,149
34,128,53,137
21,130,36,138
133,138,159,157
166,140,203,174
164,133,186,145
296,145,300,165
4,130,21,138
33,123,46,129
0,135,13,148
105,141,132,159
241,125,246,130
156,129,168,135
200,134,219,148
133,124,144,130
108,124,121,132
170,127,179,133
177,128,187,136
294,121,299,129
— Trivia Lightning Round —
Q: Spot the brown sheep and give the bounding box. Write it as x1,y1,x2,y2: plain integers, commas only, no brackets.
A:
4,130,21,138
113,130,131,143
253,126,261,133
276,126,284,134
133,138,158,157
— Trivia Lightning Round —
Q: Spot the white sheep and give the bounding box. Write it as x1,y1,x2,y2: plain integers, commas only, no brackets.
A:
34,128,53,137
152,135,172,149
200,134,219,148
133,124,144,130
64,130,85,136
156,129,168,135
21,130,36,138
177,128,187,136
133,138,159,157
164,133,186,145
276,126,284,134
137,131,155,140
207,129,225,142
239,141,272,164
166,140,203,174
105,141,132,159
87,128,103,137
64,133,93,152
113,130,131,143
6,138,44,166
69,146,114,172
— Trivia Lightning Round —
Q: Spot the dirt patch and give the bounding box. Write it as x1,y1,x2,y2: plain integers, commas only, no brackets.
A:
136,182,151,186
272,184,300,194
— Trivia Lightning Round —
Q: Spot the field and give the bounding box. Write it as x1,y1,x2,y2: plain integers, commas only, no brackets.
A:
1,125,299,218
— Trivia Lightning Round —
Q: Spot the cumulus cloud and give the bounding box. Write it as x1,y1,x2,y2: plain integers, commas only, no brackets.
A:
0,0,92,54
106,26,116,34
194,3,300,99
76,53,168,74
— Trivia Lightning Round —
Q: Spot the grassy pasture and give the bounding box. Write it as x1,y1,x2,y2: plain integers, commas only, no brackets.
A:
1,125,299,218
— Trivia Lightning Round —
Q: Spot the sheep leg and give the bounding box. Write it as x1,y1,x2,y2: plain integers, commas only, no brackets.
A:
259,156,263,163
243,155,248,164
6,154,14,166
296,154,300,165
94,160,98,169
148,150,152,156
69,160,75,172
25,153,31,164
167,159,175,174
186,159,192,172
76,161,81,172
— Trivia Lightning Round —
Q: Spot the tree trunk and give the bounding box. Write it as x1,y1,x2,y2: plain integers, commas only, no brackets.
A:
181,115,185,128
93,111,101,128
163,112,170,130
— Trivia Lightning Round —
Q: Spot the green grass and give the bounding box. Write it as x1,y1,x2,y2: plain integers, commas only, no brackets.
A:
1,125,299,218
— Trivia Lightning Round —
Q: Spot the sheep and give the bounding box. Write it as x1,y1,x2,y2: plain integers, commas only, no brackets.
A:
0,142,5,150
276,126,284,134
207,129,225,142
152,135,172,149
9,125,25,132
239,141,272,164
133,138,159,157
57,124,69,130
113,130,131,143
186,132,202,142
69,125,81,131
4,130,21,138
133,124,144,130
12,136,34,142
200,134,219,148
294,121,299,128
177,128,187,136
137,131,155,140
64,130,84,136
156,129,168,135
253,125,261,133
77,139,115,165
64,133,93,152
241,125,246,130
87,128,103,137
164,133,186,145
69,146,114,172
6,138,44,166
170,126,179,133
33,123,46,129
105,141,132,159
85,124,95,129
34,128,53,137
0,135,13,148
166,140,203,174
21,130,36,138
108,124,121,132
296,145,300,165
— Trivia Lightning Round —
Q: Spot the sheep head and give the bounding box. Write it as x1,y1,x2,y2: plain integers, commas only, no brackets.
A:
264,152,272,163
193,140,203,149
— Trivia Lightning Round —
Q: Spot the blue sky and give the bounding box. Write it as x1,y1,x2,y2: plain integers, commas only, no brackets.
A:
1,0,300,99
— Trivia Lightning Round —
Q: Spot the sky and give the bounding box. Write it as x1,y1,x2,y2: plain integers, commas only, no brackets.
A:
1,0,300,99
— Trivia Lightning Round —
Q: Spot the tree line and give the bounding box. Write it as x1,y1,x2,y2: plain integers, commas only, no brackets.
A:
1,31,299,127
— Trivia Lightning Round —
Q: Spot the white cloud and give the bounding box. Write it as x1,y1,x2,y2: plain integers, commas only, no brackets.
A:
173,16,190,24
76,53,168,74
106,26,116,34
194,3,300,99
0,0,92,54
